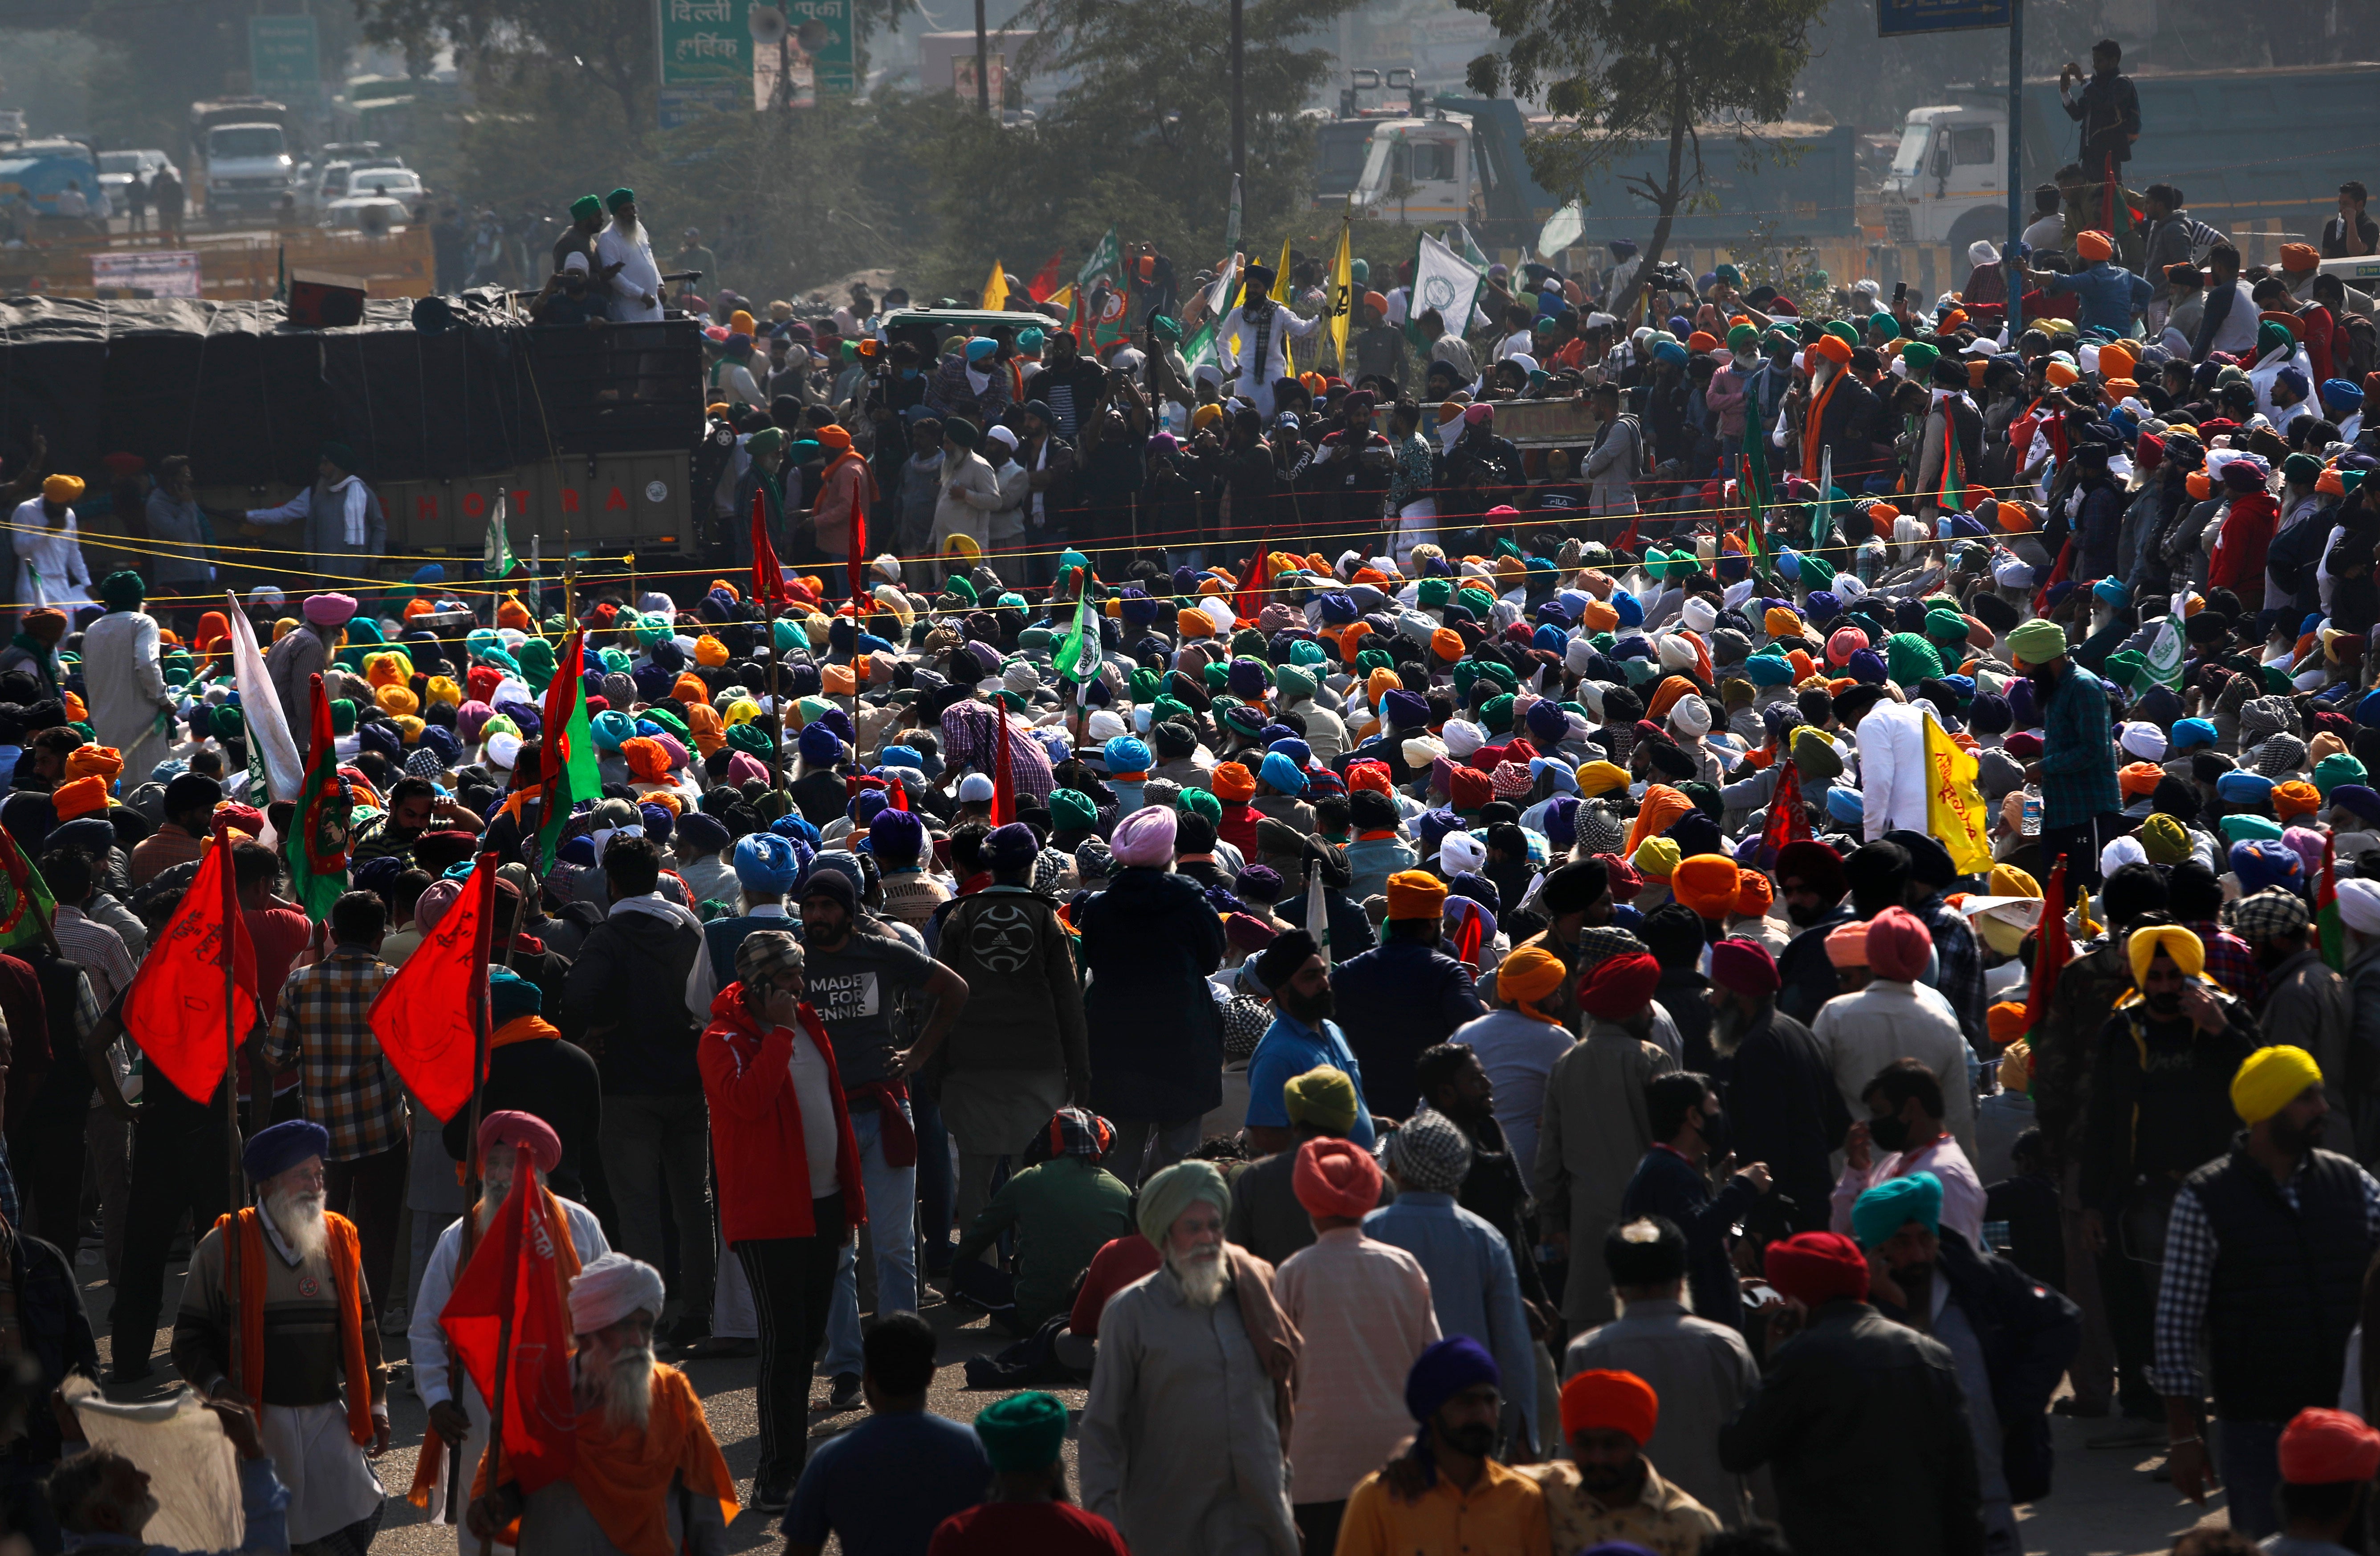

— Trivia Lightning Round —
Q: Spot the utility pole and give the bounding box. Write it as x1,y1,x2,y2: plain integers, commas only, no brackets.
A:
975,0,991,116
1230,0,1245,183
2006,0,2025,337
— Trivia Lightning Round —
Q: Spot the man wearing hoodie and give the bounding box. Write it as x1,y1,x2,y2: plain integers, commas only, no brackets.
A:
559,835,714,1348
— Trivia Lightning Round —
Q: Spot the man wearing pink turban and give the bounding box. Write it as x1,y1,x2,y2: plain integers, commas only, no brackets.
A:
1809,906,1978,1161
1111,804,1179,869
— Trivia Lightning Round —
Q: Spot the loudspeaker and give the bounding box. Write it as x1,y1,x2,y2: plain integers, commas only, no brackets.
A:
288,269,368,329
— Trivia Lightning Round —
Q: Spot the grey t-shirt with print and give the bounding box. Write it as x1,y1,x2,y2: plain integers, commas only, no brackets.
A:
801,926,939,1087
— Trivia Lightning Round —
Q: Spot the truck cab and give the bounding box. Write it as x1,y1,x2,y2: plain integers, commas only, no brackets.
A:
1881,104,2010,248
1312,69,1482,226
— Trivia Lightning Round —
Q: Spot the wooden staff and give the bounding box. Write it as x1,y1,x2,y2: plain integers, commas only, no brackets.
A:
212,821,247,1397
446,853,499,1522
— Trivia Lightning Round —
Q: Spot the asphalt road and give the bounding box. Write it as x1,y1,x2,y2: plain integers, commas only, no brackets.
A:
78,1242,2231,1556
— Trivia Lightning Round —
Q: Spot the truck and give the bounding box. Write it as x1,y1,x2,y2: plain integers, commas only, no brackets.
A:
189,98,299,217
1314,83,1858,251
0,139,102,219
1881,63,2380,250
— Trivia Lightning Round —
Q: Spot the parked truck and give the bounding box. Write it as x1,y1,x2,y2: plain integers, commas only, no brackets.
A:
1881,63,2380,250
188,98,300,218
1314,83,1858,251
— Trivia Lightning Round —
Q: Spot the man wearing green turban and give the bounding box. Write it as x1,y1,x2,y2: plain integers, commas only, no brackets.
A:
83,569,178,780
1081,1157,1297,1556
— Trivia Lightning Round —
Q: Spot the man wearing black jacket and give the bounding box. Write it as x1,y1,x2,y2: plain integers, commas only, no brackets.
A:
1022,329,1109,443
1856,1172,2082,1556
1619,1071,1772,1326
1710,935,1849,1232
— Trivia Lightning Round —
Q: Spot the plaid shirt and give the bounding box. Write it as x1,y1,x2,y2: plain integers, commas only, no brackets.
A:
2040,665,2121,830
1915,890,1987,1054
937,699,1055,803
50,906,135,1008
263,945,407,1161
2152,1151,2380,1398
2179,919,2268,1008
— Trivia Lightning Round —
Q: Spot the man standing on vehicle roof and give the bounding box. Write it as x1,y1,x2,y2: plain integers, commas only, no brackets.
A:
2061,40,2140,179
595,187,663,324
1217,264,1321,421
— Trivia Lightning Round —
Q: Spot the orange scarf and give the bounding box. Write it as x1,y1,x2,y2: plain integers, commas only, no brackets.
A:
407,1185,584,1511
565,1365,739,1556
222,1207,374,1446
491,1014,561,1051
1801,368,1842,482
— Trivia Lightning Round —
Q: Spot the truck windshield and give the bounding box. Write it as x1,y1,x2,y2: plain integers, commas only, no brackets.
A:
1314,122,1373,197
1890,123,1932,179
210,127,285,159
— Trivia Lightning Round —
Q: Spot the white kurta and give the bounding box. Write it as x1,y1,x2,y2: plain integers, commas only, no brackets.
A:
408,1195,609,1541
79,609,176,784
1216,301,1321,418
9,500,91,616
594,222,663,323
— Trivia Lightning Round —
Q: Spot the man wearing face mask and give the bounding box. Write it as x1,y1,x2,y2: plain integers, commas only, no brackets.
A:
1619,1073,1772,1327
1854,1173,2081,1556
2073,922,2256,1451
1831,1058,1987,1251
1772,840,1856,1027
1708,937,1849,1234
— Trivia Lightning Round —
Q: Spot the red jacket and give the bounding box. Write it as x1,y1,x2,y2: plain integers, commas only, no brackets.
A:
698,986,867,1243
2209,490,2281,592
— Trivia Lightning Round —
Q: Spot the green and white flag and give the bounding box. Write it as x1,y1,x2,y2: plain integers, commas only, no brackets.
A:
1077,226,1121,294
1224,174,1242,257
1186,253,1241,372
2143,589,2189,690
1536,202,1584,260
1406,230,1485,353
1452,223,1490,268
1055,585,1102,685
484,491,517,578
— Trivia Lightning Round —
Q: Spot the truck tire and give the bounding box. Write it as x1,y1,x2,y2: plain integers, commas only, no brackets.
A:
1946,207,2006,255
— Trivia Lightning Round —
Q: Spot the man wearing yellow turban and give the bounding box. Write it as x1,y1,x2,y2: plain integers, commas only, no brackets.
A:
2156,1042,2370,1524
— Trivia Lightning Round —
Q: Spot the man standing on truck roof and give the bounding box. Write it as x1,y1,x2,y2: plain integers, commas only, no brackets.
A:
242,442,386,591
2323,182,2379,260
552,193,604,278
2061,39,2140,178
595,187,663,324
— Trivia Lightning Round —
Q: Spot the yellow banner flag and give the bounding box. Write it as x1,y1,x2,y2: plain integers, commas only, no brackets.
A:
980,259,1009,312
1327,221,1354,371
1044,284,1072,313
1923,710,1992,875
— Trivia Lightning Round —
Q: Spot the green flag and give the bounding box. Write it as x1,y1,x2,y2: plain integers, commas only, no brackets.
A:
535,632,598,871
286,675,352,922
484,490,517,579
1056,585,1101,685
0,824,54,954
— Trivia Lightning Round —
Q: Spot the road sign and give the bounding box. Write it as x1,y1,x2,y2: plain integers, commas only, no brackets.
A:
657,0,755,88
659,81,744,128
249,15,320,94
1878,0,2010,35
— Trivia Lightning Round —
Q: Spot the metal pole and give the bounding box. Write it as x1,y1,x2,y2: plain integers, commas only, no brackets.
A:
2006,0,2026,340
974,0,990,116
1230,0,1245,184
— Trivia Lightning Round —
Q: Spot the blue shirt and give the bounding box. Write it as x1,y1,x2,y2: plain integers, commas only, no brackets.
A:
2041,261,2152,336
1244,1012,1376,1148
782,1409,989,1555
1363,1190,1539,1446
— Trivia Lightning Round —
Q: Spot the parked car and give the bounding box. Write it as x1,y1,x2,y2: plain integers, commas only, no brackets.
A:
325,194,409,233
345,167,422,202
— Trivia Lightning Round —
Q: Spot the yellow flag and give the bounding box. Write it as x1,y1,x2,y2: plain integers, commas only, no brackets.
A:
980,260,1008,312
1326,221,1354,370
1276,232,1293,300
1922,710,1992,875
1044,284,1072,312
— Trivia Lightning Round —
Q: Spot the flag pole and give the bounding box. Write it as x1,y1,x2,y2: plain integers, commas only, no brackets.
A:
480,1300,514,1556
447,853,499,1523
213,819,247,1402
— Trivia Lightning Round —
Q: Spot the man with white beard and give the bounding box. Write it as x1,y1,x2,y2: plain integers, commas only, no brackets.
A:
1078,1160,1301,1556
403,1110,607,1542
171,1120,389,1556
465,1253,740,1556
593,188,662,323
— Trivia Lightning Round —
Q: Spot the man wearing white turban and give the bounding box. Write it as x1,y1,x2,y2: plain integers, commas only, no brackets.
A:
468,1253,741,1556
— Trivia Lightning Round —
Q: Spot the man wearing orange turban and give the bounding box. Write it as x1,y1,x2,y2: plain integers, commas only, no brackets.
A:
1534,1367,1719,1556
1670,855,1741,924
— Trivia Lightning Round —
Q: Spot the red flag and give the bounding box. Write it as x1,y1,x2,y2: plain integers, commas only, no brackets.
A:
888,777,908,813
751,486,788,610
122,836,257,1105
847,496,868,609
992,707,1015,825
1759,760,1811,865
1453,907,1484,968
368,856,495,1122
2321,831,2345,971
439,1164,577,1498
1025,250,1064,303
2023,859,2070,1042
1232,537,1270,623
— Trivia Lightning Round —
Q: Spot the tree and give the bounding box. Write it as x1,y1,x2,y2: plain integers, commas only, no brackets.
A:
1462,0,1828,322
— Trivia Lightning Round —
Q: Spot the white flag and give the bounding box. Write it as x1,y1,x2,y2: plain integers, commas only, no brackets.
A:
1405,231,1484,351
1225,174,1243,257
484,490,517,578
1307,866,1330,968
226,592,304,802
2144,589,2189,690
